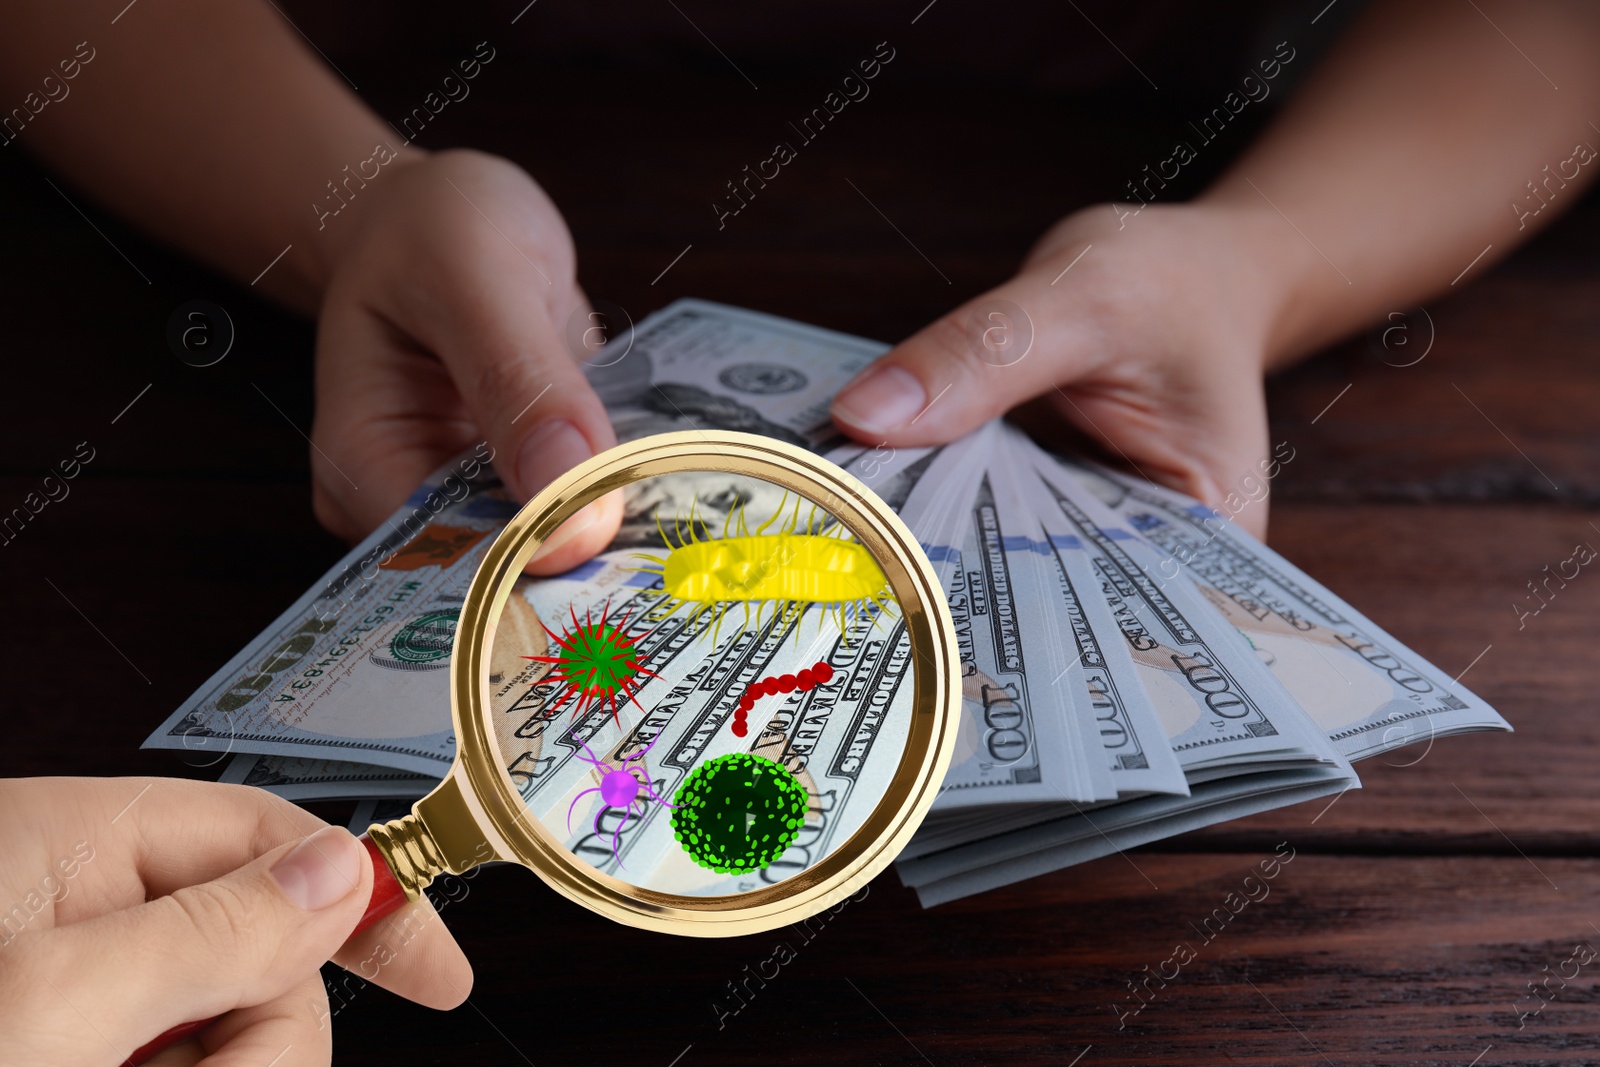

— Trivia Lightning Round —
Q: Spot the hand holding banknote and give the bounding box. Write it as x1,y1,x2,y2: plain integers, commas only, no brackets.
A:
309,148,624,573
0,778,470,1067
829,203,1280,537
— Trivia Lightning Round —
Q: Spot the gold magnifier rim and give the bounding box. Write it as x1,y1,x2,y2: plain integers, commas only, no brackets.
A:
448,430,958,936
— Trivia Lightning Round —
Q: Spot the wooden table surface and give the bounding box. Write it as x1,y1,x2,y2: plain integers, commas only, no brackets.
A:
3,5,1598,1064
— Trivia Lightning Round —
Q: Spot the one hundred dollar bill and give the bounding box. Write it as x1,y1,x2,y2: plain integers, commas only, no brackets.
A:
1012,428,1348,778
853,432,1111,808
1054,457,1511,760
896,429,1356,870
935,462,1112,805
986,438,1187,800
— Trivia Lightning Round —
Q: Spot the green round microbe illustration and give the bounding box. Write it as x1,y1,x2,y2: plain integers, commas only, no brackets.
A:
556,622,639,695
389,610,459,663
671,753,809,875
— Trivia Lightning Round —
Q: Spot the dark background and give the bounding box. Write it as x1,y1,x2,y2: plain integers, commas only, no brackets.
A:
3,1,1599,1063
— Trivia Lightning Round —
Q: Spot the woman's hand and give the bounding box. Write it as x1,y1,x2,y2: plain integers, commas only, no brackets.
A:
830,202,1289,537
0,777,471,1067
309,148,623,573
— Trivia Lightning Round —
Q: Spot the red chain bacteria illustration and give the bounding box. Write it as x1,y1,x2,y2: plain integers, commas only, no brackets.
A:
731,660,834,737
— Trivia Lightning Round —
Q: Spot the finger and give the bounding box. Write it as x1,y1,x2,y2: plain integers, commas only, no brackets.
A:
522,488,624,576
831,272,1091,446
433,297,622,568
191,972,334,1067
530,271,628,574
497,272,620,577
1056,361,1274,540
1181,374,1274,540
312,291,622,574
8,826,368,1064
18,778,325,921
413,261,620,566
390,168,621,561
141,1039,205,1067
83,779,470,1020
310,301,478,541
330,890,472,1010
311,291,620,574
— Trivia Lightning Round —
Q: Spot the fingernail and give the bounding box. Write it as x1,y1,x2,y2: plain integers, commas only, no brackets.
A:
271,827,363,911
530,497,604,562
515,420,593,499
831,365,927,434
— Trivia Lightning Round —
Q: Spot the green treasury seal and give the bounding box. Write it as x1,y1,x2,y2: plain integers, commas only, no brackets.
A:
385,609,459,666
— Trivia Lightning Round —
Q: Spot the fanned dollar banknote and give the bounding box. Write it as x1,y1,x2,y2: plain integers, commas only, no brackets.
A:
145,299,1509,905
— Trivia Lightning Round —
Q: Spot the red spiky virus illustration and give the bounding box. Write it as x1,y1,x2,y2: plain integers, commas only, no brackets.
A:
524,601,659,725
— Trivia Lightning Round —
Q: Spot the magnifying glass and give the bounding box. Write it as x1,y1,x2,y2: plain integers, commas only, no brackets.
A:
132,431,959,1062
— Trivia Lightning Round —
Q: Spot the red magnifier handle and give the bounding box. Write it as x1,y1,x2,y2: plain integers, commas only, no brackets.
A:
124,835,410,1066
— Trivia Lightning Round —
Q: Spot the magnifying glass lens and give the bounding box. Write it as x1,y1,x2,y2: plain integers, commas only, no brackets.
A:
486,469,915,897
129,434,957,1065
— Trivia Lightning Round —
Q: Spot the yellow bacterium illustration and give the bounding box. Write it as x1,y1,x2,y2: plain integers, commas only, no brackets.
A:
630,492,894,639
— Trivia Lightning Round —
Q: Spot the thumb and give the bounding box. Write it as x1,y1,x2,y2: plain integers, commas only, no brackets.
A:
831,278,1077,446
427,287,623,576
1183,373,1275,542
27,826,370,1059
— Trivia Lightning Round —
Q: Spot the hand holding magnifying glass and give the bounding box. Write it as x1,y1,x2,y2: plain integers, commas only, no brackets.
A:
132,431,959,1064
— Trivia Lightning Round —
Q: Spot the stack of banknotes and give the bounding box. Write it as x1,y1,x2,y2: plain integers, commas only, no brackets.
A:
143,300,1509,906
